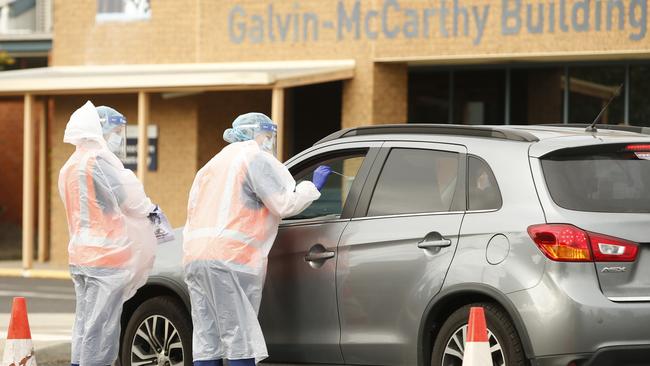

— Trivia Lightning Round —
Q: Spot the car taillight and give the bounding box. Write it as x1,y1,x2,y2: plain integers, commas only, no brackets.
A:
624,144,650,152
528,224,591,262
588,232,638,262
624,144,650,160
527,224,638,262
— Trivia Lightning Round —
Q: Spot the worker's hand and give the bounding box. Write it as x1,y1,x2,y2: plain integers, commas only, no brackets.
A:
312,165,332,191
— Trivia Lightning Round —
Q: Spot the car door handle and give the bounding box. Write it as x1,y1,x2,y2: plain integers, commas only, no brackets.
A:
418,231,452,249
418,239,452,249
304,251,335,262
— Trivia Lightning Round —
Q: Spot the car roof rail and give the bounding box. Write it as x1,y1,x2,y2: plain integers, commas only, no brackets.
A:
540,123,650,135
314,124,539,146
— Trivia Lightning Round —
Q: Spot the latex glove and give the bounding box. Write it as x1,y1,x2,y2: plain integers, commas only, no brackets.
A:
312,165,332,191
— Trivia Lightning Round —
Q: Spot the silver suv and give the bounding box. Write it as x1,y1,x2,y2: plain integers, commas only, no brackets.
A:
118,124,650,366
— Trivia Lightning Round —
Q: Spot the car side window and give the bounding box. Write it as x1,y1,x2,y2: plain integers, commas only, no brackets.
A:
288,153,367,220
468,156,502,211
367,148,459,217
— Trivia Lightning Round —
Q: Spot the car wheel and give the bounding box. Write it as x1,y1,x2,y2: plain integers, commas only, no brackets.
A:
121,296,192,366
431,303,526,366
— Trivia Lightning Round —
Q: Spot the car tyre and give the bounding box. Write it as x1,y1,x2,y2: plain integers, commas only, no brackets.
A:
121,296,192,366
431,302,527,366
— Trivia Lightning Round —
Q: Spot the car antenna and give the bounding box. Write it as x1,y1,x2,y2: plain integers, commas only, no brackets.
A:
585,83,624,133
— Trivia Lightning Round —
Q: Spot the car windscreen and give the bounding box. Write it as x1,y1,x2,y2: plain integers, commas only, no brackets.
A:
541,143,650,213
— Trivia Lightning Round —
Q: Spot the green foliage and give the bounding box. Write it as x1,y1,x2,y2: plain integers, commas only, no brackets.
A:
0,50,15,70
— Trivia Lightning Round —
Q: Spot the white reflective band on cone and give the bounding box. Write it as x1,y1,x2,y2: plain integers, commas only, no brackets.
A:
462,342,491,366
2,339,37,366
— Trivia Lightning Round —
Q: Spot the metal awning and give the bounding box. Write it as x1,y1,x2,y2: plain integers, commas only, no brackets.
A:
0,59,356,95
0,39,51,55
0,34,52,57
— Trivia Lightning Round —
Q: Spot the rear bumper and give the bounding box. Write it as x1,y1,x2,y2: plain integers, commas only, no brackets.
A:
586,345,650,366
531,345,650,366
507,262,650,360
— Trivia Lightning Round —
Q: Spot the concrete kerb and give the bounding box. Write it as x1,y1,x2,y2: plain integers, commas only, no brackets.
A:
0,260,71,280
0,268,70,280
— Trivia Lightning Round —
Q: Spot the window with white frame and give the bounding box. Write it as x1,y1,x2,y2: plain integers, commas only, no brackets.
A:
96,0,150,22
1,0,53,35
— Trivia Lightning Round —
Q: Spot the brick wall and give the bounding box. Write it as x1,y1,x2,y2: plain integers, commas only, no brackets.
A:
342,62,408,129
0,98,46,259
52,0,198,65
0,98,24,226
197,91,272,168
0,100,45,227
53,1,649,67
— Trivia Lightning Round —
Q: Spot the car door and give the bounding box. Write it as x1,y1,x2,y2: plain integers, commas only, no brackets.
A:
337,141,467,365
259,141,381,364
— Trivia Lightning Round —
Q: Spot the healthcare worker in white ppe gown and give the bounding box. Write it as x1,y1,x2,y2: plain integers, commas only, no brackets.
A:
58,101,158,366
182,112,331,366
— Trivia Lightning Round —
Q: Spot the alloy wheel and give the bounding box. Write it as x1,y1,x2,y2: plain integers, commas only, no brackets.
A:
130,315,185,366
441,324,505,366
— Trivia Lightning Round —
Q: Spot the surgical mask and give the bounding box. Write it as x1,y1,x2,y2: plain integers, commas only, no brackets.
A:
261,136,276,156
107,133,126,159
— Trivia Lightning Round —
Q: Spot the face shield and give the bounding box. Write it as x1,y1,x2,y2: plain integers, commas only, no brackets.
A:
97,106,128,160
106,123,127,160
255,121,278,157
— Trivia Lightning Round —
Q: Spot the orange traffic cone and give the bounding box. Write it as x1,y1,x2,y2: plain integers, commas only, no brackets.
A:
462,307,491,366
2,297,36,366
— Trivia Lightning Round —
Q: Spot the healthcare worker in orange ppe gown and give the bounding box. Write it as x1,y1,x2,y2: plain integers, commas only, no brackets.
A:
59,101,158,366
183,112,331,366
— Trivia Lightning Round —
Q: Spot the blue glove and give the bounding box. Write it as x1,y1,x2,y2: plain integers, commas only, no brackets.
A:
312,165,332,191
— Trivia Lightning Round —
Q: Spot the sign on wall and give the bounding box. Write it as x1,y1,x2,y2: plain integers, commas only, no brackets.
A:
228,0,647,46
124,125,158,172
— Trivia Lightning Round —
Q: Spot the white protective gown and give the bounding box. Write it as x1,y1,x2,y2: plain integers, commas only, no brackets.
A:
58,101,157,366
183,140,320,362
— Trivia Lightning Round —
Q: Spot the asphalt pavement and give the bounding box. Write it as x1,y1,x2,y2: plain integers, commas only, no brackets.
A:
0,276,75,366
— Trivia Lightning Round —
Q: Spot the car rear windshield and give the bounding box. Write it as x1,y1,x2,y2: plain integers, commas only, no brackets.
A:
541,144,650,213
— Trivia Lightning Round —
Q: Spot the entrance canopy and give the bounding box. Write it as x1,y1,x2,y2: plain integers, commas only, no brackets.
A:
0,59,355,95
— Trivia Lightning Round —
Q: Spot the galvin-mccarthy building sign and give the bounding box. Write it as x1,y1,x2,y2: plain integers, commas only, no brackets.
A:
228,0,647,45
